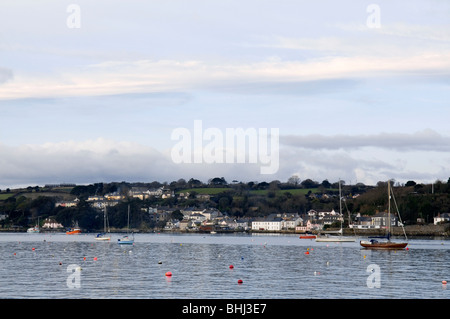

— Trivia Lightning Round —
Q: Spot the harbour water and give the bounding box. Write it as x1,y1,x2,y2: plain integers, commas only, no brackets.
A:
0,232,448,299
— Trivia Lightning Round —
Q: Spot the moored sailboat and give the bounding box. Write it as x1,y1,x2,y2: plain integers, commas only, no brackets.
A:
96,206,111,241
27,217,40,233
360,180,408,249
118,205,134,245
315,180,355,243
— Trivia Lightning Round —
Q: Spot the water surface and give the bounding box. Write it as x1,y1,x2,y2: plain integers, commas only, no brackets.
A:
0,232,448,299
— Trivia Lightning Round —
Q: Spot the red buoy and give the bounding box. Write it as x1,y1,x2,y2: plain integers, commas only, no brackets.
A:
237,279,243,284
305,251,309,255
229,265,234,269
165,271,172,277
443,280,447,285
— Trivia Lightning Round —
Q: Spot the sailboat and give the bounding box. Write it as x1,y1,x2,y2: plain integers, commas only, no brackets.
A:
118,205,134,245
360,180,408,249
27,217,40,233
316,180,356,242
95,206,111,241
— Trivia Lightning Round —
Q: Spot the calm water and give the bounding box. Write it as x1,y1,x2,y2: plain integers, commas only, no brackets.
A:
0,232,448,299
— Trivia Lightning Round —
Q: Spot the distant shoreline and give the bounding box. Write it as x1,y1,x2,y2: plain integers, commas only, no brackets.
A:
1,224,448,237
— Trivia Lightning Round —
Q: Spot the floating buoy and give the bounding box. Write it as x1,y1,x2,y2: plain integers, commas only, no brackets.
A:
93,257,98,261
83,257,86,261
13,253,16,256
406,247,409,250
158,261,162,264
442,280,447,285
59,262,62,265
237,279,243,284
165,271,172,277
305,251,309,255
32,248,35,251
229,265,234,269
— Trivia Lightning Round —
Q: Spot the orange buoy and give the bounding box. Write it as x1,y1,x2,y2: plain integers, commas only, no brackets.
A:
237,279,243,284
165,271,172,277
443,280,447,285
305,251,309,255
229,265,234,269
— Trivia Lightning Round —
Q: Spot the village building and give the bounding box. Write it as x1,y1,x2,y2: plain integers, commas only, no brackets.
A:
434,213,450,225
42,217,64,229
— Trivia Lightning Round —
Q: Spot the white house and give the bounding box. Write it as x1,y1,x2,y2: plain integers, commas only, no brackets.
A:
42,218,64,229
252,217,283,231
434,213,450,225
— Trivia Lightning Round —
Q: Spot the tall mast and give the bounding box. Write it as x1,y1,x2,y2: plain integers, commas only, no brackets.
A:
388,180,391,240
339,179,342,216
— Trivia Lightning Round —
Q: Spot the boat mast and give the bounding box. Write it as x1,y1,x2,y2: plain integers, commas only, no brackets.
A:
339,179,343,234
388,180,391,241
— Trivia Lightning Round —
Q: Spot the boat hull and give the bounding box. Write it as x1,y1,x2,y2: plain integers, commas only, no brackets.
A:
117,240,134,245
299,235,316,239
118,236,134,245
66,229,81,235
360,241,407,249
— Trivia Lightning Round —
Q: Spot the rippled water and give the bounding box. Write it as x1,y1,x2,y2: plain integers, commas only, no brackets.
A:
0,232,448,299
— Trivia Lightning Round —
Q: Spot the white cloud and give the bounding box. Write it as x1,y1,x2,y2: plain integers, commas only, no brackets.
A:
1,50,449,100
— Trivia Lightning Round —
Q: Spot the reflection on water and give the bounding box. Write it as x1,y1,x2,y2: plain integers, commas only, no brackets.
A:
0,232,448,299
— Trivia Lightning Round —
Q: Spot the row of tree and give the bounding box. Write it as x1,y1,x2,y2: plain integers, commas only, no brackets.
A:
1,177,450,230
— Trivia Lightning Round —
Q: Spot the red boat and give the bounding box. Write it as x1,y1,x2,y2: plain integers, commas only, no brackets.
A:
299,234,316,239
66,228,81,235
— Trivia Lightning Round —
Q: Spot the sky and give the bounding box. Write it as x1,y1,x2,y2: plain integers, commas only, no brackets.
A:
0,0,450,189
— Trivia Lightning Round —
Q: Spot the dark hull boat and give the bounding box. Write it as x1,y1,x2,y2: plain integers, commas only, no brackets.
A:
360,239,407,249
360,180,408,250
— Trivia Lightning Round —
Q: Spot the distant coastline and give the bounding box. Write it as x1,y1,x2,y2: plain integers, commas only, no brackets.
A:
2,224,448,237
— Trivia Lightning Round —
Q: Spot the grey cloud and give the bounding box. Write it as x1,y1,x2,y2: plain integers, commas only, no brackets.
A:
281,129,450,152
0,68,13,84
207,78,361,96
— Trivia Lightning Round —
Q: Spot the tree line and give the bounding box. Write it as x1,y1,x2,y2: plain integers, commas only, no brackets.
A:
1,176,450,230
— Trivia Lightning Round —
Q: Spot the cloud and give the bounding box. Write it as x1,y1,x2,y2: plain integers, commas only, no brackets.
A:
0,138,271,188
1,49,450,100
0,68,13,84
281,129,450,152
0,139,170,187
